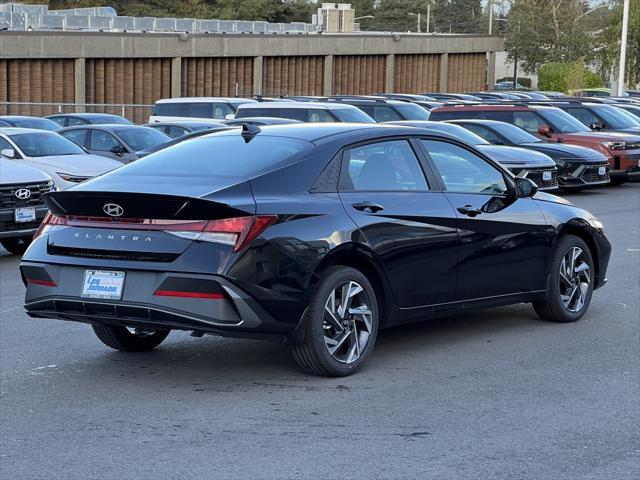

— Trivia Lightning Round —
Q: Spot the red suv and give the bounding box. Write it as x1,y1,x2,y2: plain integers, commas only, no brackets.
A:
430,104,640,184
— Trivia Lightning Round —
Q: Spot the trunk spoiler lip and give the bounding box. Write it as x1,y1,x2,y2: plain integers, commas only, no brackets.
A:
44,188,255,220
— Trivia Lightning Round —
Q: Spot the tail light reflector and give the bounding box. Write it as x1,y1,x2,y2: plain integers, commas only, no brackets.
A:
154,290,224,299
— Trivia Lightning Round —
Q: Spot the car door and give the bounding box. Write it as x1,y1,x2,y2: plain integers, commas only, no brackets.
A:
420,139,550,300
87,129,130,162
338,138,458,308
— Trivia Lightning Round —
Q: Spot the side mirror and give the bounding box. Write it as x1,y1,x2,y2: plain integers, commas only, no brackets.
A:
1,148,16,159
590,121,604,131
514,177,538,198
537,124,552,138
225,113,235,120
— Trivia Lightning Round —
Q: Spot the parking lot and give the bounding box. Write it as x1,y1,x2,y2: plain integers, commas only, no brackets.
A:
0,183,638,479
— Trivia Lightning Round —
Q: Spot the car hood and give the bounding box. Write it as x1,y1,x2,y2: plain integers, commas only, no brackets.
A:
532,191,574,205
521,142,608,161
0,158,52,184
560,131,640,142
25,154,122,175
477,145,555,167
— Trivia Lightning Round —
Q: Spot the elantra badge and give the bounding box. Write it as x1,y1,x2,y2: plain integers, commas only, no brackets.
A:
103,203,124,217
14,188,31,200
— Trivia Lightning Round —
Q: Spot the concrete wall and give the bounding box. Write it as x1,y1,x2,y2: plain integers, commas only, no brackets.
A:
0,31,505,101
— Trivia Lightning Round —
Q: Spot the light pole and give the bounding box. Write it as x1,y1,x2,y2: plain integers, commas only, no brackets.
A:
408,12,421,33
617,0,630,96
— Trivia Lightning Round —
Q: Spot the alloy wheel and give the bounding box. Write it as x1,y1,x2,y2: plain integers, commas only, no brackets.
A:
322,281,374,364
558,246,591,313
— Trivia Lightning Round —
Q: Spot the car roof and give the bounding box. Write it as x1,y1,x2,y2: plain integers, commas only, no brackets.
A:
236,101,357,110
59,124,155,131
434,103,555,111
205,122,459,143
154,97,257,104
0,115,59,121
47,113,123,118
0,127,54,135
144,120,227,127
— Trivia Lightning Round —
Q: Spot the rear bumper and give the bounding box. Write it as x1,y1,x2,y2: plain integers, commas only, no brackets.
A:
21,261,295,341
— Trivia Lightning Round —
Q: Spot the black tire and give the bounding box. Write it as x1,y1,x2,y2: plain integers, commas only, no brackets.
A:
1,237,31,255
292,266,379,377
533,234,595,323
92,324,170,351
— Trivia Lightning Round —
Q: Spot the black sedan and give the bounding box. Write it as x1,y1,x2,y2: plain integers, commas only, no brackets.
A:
21,124,611,376
387,121,559,191
58,124,170,163
447,119,612,190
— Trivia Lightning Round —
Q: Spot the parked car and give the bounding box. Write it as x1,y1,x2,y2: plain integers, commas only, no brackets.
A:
0,158,53,254
542,101,640,134
58,125,170,163
234,101,376,123
148,97,258,123
429,103,640,184
0,116,60,131
534,91,566,98
144,120,227,139
0,128,122,190
374,94,444,110
325,96,431,121
568,88,618,98
494,81,526,90
21,124,610,376
466,92,522,100
46,113,132,127
135,126,235,158
446,119,611,190
386,120,559,191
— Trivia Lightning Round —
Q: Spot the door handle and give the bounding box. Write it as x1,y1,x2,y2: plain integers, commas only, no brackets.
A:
457,205,482,217
351,202,385,213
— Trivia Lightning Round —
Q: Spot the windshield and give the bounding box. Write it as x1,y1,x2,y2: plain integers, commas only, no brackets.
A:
9,131,85,157
537,108,590,133
113,134,314,178
332,108,376,123
490,122,542,144
114,127,169,151
595,106,640,128
393,103,430,120
8,118,60,131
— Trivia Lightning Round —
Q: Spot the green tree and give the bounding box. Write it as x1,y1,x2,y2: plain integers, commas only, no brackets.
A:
504,0,595,75
431,0,483,34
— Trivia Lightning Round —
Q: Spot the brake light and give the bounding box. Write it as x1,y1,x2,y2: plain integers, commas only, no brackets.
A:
32,213,277,252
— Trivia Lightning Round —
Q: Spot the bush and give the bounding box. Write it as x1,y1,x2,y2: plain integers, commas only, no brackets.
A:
538,62,605,93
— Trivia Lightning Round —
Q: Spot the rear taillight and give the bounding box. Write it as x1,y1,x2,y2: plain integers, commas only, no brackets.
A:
32,213,277,252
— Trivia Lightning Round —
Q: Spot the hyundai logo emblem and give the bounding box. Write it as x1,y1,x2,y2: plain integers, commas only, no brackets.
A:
103,203,124,217
14,188,31,200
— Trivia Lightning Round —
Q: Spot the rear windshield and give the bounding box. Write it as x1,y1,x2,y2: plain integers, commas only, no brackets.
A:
393,103,430,121
153,102,235,119
332,108,376,123
113,134,314,178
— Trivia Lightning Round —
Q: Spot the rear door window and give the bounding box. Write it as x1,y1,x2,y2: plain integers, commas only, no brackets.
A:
67,117,88,126
358,105,403,122
565,107,601,127
168,126,189,138
61,129,88,148
342,140,429,191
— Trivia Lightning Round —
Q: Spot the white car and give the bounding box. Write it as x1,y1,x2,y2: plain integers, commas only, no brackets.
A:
148,97,257,123
0,128,122,190
0,158,53,254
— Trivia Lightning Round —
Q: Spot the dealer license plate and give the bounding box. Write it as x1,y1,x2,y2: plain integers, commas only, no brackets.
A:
82,270,125,300
14,207,36,223
598,166,606,176
542,171,552,181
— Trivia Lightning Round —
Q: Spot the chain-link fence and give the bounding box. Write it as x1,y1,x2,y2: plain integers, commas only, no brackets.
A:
0,102,154,125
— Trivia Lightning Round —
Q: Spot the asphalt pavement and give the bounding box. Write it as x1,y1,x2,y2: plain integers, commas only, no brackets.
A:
1,183,639,479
